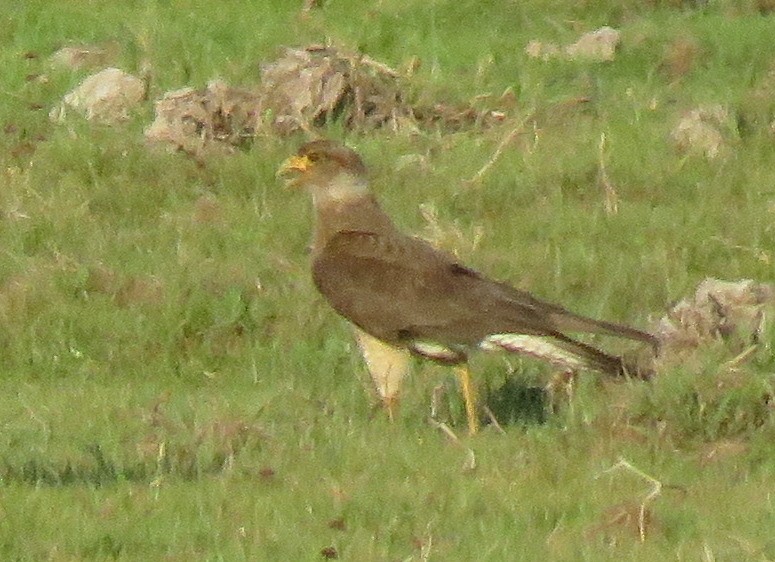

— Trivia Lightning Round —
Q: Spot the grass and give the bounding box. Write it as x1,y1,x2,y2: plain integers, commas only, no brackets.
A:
1,0,775,559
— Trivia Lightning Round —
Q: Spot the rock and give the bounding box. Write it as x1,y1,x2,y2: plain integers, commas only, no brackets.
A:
258,45,407,135
524,40,562,61
657,278,773,353
565,26,621,62
671,104,732,159
50,67,145,123
144,80,262,154
526,27,620,62
144,44,507,153
50,43,119,71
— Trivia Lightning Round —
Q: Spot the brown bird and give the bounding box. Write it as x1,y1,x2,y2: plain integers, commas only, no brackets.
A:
278,139,657,433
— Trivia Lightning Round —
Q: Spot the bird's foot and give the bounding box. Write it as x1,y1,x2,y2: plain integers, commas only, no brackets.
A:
545,369,577,415
382,394,400,422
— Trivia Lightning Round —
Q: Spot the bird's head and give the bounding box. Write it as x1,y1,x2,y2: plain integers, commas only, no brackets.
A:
277,140,369,203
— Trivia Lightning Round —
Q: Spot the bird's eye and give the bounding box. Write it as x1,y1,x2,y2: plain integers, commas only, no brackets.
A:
307,153,320,163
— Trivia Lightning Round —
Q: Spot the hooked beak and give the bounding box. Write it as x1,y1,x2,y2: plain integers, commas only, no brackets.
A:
276,155,312,187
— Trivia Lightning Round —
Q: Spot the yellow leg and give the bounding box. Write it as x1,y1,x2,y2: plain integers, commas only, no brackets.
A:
455,365,479,435
383,395,399,422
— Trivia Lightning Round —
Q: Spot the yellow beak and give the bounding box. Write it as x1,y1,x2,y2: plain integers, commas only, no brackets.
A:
276,155,312,182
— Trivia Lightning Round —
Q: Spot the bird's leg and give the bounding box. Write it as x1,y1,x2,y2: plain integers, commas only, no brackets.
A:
354,329,410,424
546,369,577,416
455,365,479,435
383,395,399,422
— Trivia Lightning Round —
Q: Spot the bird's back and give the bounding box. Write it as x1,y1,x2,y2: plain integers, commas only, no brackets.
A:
313,227,581,345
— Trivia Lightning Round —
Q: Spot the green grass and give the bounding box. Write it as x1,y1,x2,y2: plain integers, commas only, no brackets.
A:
1,0,774,560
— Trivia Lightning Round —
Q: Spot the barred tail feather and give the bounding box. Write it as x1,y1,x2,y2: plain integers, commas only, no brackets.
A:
480,333,626,376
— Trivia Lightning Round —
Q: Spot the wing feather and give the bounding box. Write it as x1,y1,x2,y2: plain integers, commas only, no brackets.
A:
312,230,568,347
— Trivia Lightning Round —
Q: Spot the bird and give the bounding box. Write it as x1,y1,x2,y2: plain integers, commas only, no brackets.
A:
277,139,658,434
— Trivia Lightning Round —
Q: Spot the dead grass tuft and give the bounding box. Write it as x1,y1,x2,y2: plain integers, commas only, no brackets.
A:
419,202,484,259
697,439,749,467
0,266,58,323
590,458,665,543
670,105,735,159
136,395,267,476
145,45,506,155
85,265,166,308
656,278,773,362
660,36,702,80
756,0,775,13
49,42,121,71
586,501,658,544
145,80,262,156
115,276,165,308
192,195,223,225
738,60,775,136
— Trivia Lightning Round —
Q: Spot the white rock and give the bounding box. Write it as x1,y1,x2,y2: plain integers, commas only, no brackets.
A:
526,27,621,63
565,26,621,62
51,67,145,123
671,105,731,159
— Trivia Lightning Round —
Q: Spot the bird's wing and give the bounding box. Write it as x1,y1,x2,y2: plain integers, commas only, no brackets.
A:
312,229,566,348
477,275,658,347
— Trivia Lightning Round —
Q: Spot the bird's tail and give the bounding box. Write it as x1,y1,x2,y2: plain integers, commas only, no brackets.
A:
548,310,659,351
480,332,653,379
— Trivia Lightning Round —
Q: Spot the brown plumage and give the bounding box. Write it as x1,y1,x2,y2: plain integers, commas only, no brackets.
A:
279,139,658,433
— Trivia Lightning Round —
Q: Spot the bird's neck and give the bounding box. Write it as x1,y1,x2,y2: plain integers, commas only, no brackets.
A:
310,173,369,207
311,188,397,253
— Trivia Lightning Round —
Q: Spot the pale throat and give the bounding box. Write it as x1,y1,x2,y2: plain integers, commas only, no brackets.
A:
310,172,369,207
